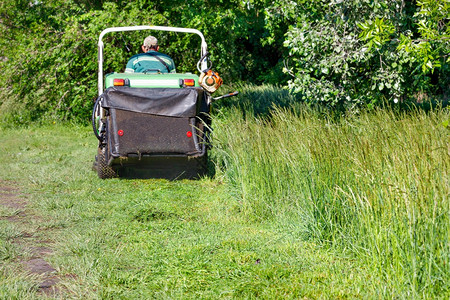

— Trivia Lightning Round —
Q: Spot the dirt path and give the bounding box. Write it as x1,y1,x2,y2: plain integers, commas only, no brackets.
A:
0,180,60,297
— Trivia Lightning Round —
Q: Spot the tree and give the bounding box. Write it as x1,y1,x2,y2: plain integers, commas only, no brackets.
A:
277,0,449,107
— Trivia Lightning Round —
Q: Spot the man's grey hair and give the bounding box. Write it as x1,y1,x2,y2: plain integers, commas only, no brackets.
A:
143,36,158,49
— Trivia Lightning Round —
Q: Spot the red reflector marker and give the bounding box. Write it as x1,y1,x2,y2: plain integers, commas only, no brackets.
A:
184,79,195,86
118,130,124,136
186,131,193,138
113,79,125,86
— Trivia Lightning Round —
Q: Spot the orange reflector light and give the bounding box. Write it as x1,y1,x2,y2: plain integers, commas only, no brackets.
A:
186,131,193,138
184,79,195,86
113,79,125,86
118,130,124,136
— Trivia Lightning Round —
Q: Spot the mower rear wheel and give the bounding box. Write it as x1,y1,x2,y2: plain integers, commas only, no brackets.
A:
97,146,116,179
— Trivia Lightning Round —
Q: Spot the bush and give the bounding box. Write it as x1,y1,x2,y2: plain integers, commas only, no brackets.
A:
270,0,449,107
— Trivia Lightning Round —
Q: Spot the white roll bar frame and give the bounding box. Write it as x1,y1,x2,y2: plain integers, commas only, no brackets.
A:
98,25,208,96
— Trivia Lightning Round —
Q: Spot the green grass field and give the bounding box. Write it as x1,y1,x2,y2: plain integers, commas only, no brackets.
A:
0,87,449,298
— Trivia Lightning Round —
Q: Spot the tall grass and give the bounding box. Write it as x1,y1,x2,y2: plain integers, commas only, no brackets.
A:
212,94,449,297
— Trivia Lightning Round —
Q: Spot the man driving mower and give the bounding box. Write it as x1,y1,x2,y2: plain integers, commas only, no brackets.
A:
93,26,237,179
125,35,176,73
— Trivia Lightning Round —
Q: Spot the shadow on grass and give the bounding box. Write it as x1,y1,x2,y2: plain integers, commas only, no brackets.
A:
214,82,449,120
112,155,214,181
213,83,301,118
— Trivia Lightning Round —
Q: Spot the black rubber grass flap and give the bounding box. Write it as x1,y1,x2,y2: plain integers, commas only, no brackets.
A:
101,87,201,117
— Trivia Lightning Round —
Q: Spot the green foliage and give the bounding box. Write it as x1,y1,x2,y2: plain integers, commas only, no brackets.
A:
396,0,450,73
0,0,285,124
0,1,171,124
358,17,395,49
278,0,449,107
0,0,448,124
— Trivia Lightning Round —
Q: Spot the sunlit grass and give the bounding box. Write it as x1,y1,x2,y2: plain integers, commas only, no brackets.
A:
212,101,449,297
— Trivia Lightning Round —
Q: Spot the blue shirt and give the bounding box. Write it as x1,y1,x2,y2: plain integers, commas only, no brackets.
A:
125,50,176,73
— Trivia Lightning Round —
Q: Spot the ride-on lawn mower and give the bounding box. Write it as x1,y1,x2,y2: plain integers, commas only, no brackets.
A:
92,26,237,179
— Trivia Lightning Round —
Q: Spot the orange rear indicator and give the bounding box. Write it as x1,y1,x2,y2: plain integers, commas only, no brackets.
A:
113,79,126,86
183,79,195,86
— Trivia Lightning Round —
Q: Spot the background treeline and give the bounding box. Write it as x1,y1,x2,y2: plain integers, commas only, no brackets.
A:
0,0,448,124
